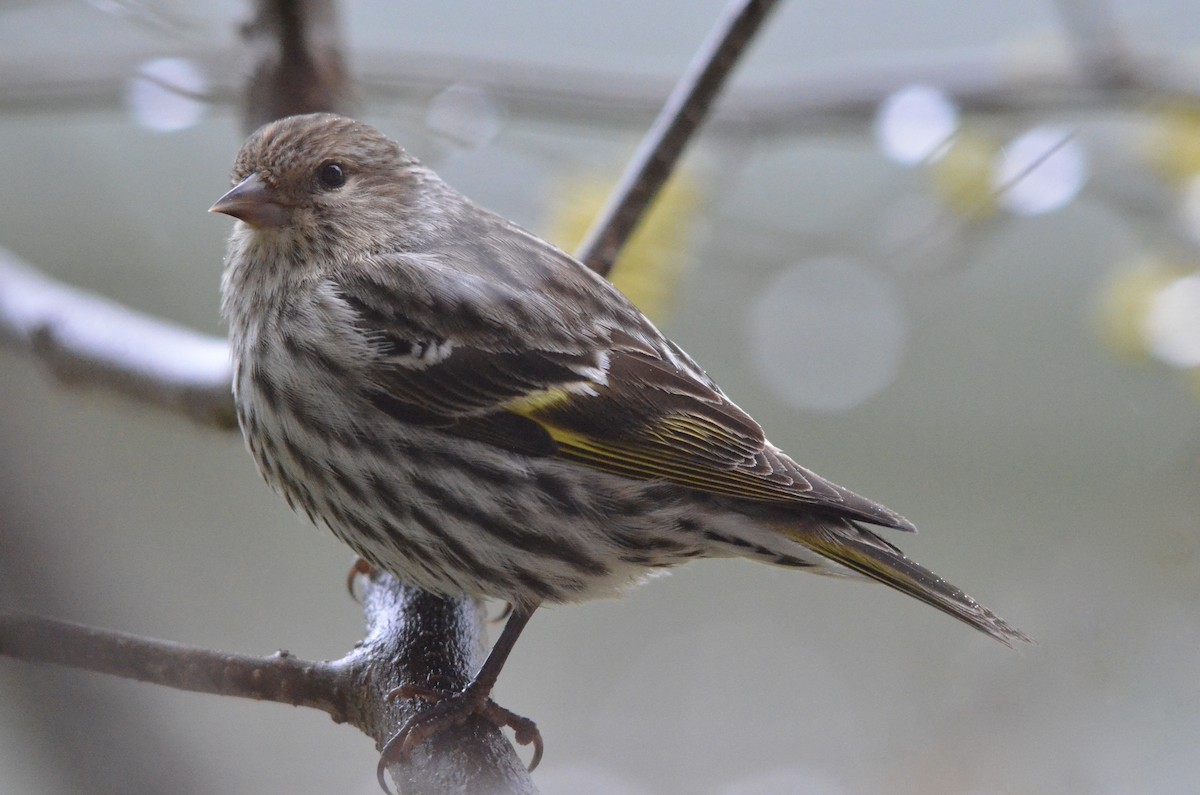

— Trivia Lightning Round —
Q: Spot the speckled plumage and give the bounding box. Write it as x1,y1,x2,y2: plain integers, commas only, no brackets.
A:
216,113,1027,644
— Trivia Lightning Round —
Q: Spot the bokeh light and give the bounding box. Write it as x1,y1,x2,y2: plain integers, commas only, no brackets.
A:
994,126,1087,216
1144,103,1200,185
425,82,505,150
1143,273,1200,368
874,84,958,165
928,130,1000,220
748,257,907,412
1095,258,1188,361
125,57,207,133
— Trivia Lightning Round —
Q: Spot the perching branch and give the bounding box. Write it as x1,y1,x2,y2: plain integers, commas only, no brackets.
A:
0,610,349,717
577,0,779,276
353,574,537,795
0,572,535,795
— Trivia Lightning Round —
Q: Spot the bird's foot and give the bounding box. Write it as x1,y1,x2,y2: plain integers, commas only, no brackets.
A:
375,682,543,792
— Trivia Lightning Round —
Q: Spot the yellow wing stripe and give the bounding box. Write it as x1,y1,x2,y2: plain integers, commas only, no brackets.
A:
506,387,576,414
506,387,819,504
538,423,810,503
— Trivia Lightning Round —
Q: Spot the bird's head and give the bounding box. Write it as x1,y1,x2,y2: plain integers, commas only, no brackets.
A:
211,113,433,259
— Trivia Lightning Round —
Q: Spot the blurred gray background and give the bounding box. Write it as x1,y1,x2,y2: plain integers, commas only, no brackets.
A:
2,1,1199,793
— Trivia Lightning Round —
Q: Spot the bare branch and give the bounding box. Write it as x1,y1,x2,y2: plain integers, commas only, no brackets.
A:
0,572,536,795
0,610,351,719
576,0,779,275
1050,0,1132,88
0,248,236,429
242,0,354,131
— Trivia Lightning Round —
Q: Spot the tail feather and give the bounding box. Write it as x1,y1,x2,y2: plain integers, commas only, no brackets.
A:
790,521,1031,647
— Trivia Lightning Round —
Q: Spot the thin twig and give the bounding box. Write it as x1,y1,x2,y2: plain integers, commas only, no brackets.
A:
575,0,779,275
0,610,351,719
0,573,537,795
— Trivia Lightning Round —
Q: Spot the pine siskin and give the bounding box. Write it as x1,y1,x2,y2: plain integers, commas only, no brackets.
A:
212,113,1029,777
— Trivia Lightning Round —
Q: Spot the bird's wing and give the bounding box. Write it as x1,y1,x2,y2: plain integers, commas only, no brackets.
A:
333,257,913,531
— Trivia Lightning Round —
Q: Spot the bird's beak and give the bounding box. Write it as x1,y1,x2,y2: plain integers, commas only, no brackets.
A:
209,172,289,228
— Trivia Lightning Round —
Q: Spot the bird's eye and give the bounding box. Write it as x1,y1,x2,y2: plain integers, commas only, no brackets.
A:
317,162,346,190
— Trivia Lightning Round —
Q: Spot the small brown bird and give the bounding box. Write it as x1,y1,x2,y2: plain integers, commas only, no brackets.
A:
212,113,1028,783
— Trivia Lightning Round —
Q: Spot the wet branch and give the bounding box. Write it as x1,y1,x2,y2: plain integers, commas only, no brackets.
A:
0,573,535,795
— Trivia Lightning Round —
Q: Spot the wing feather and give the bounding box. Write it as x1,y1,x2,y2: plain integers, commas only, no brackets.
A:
334,259,914,531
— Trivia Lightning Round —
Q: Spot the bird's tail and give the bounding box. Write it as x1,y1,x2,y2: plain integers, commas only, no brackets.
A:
785,519,1031,647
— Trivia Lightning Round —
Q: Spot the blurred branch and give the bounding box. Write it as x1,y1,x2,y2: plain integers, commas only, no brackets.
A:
0,610,348,715
0,573,536,795
577,0,779,275
241,0,354,130
6,40,1200,133
0,248,236,429
1050,0,1133,89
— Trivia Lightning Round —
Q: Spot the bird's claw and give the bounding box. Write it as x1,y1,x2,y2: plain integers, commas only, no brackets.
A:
490,601,514,624
345,558,376,599
375,683,543,793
